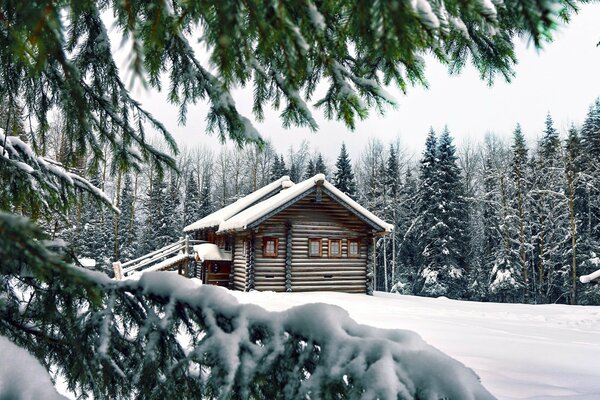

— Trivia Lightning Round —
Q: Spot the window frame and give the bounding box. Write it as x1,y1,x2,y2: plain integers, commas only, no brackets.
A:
348,239,360,257
328,239,342,257
308,238,323,257
262,237,279,258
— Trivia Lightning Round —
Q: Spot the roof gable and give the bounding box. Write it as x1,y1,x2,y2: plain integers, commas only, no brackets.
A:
217,174,393,233
183,176,293,232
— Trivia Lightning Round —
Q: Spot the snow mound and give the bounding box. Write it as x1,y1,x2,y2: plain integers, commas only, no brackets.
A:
193,243,229,262
0,336,67,400
123,272,493,399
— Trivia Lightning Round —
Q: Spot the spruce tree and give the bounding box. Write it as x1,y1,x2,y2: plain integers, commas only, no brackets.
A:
511,124,531,302
305,159,315,179
578,99,600,303
416,128,469,298
394,168,420,294
530,113,568,303
183,171,202,227
166,173,183,242
199,173,213,219
563,125,586,304
117,174,137,261
140,170,171,255
416,129,441,295
333,143,357,198
314,153,328,177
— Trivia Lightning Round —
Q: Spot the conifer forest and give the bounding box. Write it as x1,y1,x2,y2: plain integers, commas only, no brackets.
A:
37,100,600,306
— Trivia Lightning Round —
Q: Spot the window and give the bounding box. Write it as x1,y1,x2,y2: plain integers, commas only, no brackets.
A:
348,239,360,257
309,238,322,257
329,239,342,257
263,237,278,257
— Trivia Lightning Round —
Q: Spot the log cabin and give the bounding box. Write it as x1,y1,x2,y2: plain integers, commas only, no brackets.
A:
183,174,393,294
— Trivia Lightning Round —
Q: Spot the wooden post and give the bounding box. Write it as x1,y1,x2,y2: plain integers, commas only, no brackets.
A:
246,233,256,291
285,222,293,292
184,235,191,278
228,237,236,289
366,237,374,295
113,261,123,280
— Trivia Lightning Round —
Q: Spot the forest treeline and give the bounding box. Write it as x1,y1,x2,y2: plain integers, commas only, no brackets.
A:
32,98,600,305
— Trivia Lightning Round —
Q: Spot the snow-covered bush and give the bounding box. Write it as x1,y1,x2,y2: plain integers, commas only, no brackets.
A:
1,218,493,399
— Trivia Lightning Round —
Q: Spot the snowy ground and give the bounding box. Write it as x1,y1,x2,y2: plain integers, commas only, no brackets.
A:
229,290,600,400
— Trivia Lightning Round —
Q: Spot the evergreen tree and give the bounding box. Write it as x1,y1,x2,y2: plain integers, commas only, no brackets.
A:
511,124,531,302
578,99,600,304
199,173,214,219
118,174,137,261
417,128,469,298
69,173,114,273
140,170,171,255
166,173,183,242
333,143,357,198
393,168,420,294
416,129,441,295
270,154,288,181
314,153,328,177
183,171,202,227
530,114,568,303
289,160,301,183
563,125,587,304
305,159,315,179
482,137,521,302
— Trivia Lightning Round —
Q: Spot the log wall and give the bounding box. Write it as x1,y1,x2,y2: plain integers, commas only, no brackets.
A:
232,234,247,291
249,191,372,293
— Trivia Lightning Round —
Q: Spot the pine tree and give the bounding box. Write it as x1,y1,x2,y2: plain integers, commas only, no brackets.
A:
416,129,442,295
563,125,586,304
314,153,328,177
140,170,171,255
118,174,137,261
305,159,315,179
199,173,213,219
530,114,568,303
183,171,202,227
165,173,183,242
417,128,469,298
393,168,420,294
482,136,521,302
578,99,600,304
511,124,531,302
333,143,357,198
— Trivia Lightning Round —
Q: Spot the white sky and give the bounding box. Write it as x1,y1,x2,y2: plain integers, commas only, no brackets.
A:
124,4,600,160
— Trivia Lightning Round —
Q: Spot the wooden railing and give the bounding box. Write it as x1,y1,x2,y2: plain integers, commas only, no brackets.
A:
113,236,206,279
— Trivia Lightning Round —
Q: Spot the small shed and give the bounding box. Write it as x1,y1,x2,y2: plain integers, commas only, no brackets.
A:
184,174,393,294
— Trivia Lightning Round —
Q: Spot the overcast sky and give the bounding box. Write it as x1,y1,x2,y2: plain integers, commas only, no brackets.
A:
123,4,600,161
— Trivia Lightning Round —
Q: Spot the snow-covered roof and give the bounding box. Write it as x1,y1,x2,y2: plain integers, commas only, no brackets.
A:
183,176,293,232
78,258,96,268
193,243,230,262
218,174,393,233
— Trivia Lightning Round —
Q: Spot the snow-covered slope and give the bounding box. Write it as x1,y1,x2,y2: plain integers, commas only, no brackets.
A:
230,290,600,400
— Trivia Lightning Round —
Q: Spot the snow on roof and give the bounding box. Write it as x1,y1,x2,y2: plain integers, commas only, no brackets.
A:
193,243,230,262
78,258,96,268
218,174,393,233
183,176,293,232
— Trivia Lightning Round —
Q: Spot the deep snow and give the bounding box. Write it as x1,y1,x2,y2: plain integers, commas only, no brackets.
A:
229,290,600,400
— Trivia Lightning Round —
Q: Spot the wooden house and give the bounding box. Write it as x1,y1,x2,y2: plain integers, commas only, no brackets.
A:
183,174,393,294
